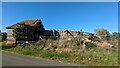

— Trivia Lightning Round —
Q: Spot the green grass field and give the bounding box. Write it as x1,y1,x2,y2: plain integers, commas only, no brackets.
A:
1,41,119,66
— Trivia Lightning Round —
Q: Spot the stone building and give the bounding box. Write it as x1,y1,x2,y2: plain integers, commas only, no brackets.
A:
6,19,45,44
43,29,79,40
6,19,83,44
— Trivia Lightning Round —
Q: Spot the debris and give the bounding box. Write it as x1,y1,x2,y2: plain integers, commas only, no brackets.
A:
101,42,113,48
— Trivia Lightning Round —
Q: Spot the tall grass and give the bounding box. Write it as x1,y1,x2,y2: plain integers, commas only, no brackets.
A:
1,38,119,66
70,47,118,66
2,44,118,66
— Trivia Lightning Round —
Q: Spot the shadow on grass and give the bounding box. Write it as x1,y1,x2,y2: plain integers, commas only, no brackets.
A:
1,45,14,50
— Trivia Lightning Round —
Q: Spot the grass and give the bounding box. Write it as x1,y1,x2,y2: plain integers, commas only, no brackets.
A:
70,47,118,66
39,50,69,58
0,42,6,46
1,41,119,66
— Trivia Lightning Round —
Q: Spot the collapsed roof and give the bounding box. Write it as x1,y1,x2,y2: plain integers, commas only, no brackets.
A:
6,19,42,29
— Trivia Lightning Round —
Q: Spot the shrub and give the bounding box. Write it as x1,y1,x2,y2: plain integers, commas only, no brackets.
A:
0,33,7,42
85,42,97,49
94,28,110,37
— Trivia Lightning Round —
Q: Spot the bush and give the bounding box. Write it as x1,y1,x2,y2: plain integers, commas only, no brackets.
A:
0,33,7,42
94,28,110,36
85,42,97,49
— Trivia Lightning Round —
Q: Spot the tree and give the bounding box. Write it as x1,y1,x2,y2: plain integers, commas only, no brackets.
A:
112,32,120,39
0,33,7,42
94,28,110,41
94,28,110,36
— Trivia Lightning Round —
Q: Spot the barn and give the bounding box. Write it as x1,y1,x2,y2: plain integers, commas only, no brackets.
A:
6,19,45,44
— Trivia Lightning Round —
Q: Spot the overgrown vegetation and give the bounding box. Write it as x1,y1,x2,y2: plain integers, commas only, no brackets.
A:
13,21,45,42
0,32,7,42
1,28,119,66
1,38,119,66
94,28,110,37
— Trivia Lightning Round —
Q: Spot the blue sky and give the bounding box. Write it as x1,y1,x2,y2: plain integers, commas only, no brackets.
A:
2,2,118,33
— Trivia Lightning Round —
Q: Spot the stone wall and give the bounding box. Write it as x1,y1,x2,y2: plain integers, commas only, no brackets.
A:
6,29,81,44
43,30,79,40
7,29,15,44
